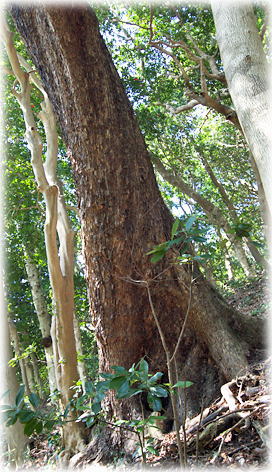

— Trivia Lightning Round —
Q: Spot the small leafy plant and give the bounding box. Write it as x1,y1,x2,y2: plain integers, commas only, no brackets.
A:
146,215,209,263
1,359,193,464
0,385,58,436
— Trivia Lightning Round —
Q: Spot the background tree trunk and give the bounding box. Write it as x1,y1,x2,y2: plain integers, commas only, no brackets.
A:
1,314,27,467
11,4,265,456
23,248,57,395
211,1,272,216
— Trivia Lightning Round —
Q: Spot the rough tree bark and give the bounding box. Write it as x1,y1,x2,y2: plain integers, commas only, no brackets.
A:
10,5,265,459
211,1,272,217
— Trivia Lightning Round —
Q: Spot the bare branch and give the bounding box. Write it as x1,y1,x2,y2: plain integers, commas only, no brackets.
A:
157,99,199,114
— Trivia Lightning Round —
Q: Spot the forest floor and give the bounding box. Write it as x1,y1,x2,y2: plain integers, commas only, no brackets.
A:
24,277,271,470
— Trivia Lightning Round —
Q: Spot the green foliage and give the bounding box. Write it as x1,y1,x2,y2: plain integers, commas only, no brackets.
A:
2,361,193,463
147,216,209,264
0,384,63,437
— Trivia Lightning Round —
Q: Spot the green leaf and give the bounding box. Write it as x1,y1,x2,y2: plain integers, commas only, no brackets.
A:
147,394,162,411
110,366,128,375
146,445,159,456
250,240,264,248
44,420,56,429
15,384,25,407
0,405,13,411
116,380,130,398
191,235,206,243
6,412,19,426
149,386,168,397
24,418,38,436
118,388,143,399
18,410,35,423
166,236,184,249
149,372,164,384
151,251,166,263
185,215,196,232
138,358,149,375
34,421,43,434
28,393,40,409
91,402,101,415
148,415,166,422
85,416,96,427
63,404,70,418
171,218,180,239
109,376,127,391
173,380,193,389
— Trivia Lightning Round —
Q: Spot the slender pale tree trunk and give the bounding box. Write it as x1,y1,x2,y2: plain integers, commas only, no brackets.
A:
73,316,87,394
198,151,266,268
23,248,57,395
1,315,27,467
30,353,43,395
211,1,272,216
7,316,31,396
2,24,85,457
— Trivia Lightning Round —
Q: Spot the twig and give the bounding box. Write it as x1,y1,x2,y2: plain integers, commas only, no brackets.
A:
228,439,262,456
170,274,193,363
210,407,262,462
196,400,205,464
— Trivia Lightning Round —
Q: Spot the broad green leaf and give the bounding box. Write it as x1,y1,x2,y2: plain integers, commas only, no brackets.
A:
149,386,168,397
148,415,166,422
18,410,35,423
192,235,206,243
85,416,96,427
147,393,162,411
138,358,149,375
110,366,128,375
91,402,101,415
109,376,128,391
15,384,25,407
146,445,159,456
63,404,70,418
118,388,143,399
171,218,180,239
173,380,193,389
28,393,40,409
116,380,130,398
146,242,167,255
185,215,196,232
6,412,19,426
151,251,166,263
166,236,184,249
44,420,56,429
0,405,13,411
34,421,43,434
149,372,164,384
24,418,38,436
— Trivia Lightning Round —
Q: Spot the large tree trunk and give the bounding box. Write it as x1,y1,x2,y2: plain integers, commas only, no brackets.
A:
211,1,272,217
11,4,265,458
